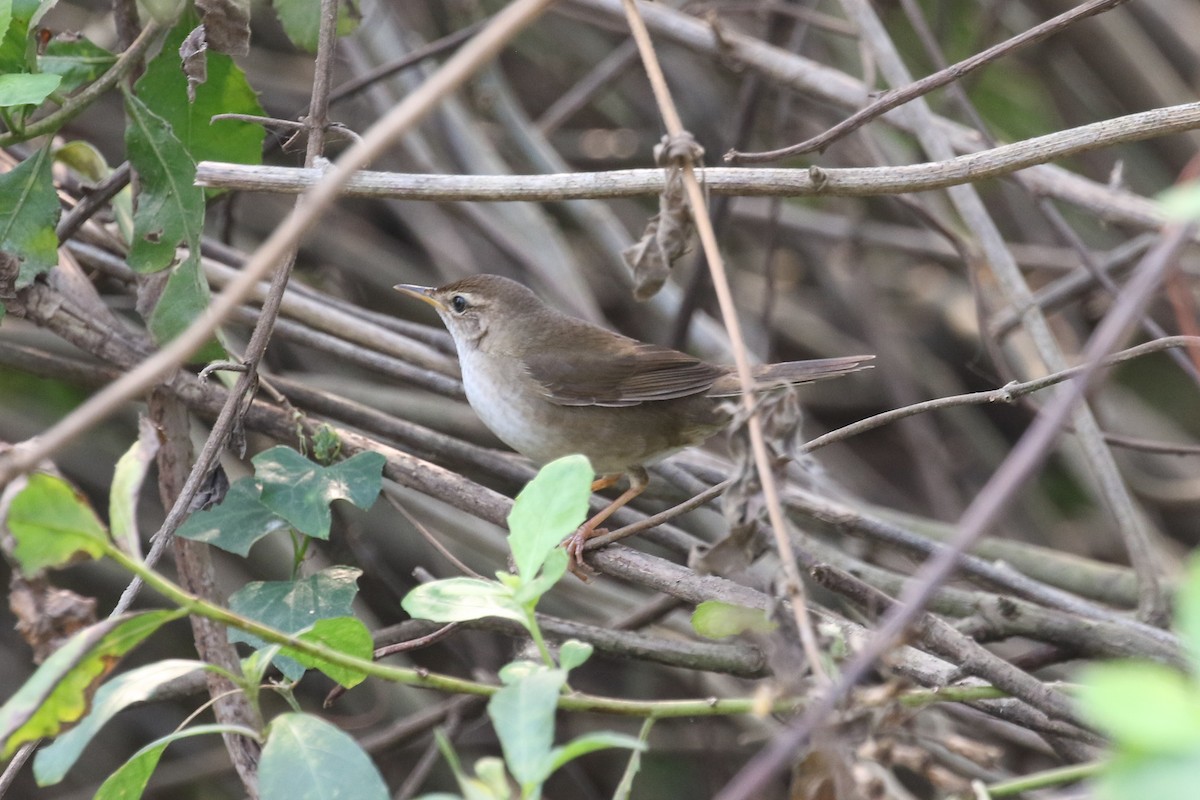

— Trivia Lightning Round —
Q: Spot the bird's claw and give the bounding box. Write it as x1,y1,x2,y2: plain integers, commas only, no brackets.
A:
564,526,606,581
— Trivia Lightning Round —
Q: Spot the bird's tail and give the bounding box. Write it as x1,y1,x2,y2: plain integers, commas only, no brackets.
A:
709,355,874,397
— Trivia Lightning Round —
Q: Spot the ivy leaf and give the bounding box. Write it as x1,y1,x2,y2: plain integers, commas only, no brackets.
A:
259,713,387,800
176,477,290,556
253,447,385,539
6,472,109,573
0,610,184,758
228,567,362,680
1078,660,1200,752
0,144,60,287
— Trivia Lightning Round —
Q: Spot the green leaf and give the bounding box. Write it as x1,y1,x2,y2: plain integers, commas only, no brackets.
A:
6,472,109,572
259,713,388,800
488,666,566,788
0,0,11,49
123,91,203,274
54,140,110,184
33,659,207,785
145,248,225,360
1160,181,1200,224
271,0,360,52
38,36,115,94
1097,750,1200,800
0,0,37,74
228,566,362,680
558,639,593,672
691,601,777,639
0,610,183,758
1177,555,1200,673
135,16,264,168
1078,660,1200,752
507,455,593,580
402,578,527,627
253,447,385,539
281,617,373,689
0,143,60,287
0,71,60,106
512,547,569,607
176,477,289,556
109,416,160,555
612,719,654,800
94,724,246,800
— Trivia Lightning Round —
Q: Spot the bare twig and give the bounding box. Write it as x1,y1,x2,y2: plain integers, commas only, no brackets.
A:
195,100,1200,204
726,0,1130,162
617,0,829,684
716,224,1192,800
0,0,559,486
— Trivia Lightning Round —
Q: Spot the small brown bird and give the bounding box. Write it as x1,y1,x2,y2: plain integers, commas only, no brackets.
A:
396,274,872,565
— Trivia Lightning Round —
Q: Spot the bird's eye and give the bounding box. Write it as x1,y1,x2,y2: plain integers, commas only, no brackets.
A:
450,295,469,314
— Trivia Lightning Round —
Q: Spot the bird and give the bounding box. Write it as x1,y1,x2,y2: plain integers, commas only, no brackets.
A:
395,274,872,568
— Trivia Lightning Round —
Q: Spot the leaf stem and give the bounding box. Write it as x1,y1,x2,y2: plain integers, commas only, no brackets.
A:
0,22,166,147
101,541,808,718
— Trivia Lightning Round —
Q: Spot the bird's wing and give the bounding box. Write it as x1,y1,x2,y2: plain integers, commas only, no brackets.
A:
522,328,724,408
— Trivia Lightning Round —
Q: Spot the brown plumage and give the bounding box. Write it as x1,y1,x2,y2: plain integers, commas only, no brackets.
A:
396,274,873,567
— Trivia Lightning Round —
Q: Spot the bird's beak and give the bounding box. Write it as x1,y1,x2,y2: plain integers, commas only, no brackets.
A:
393,284,446,311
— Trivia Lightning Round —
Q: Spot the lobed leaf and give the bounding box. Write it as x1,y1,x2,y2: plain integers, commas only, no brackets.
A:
228,566,362,680
252,447,385,539
176,477,289,556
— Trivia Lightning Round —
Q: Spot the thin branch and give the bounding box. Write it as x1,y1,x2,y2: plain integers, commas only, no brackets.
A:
617,0,829,684
801,336,1200,454
0,0,559,486
717,224,1193,800
0,23,165,147
726,0,1130,162
195,100,1200,203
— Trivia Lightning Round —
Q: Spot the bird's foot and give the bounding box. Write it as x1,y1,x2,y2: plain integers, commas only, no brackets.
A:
563,525,607,580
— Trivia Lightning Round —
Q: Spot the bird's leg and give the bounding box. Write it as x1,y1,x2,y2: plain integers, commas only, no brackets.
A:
565,467,649,572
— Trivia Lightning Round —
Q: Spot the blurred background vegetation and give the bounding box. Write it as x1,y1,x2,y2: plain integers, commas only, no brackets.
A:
2,0,1200,796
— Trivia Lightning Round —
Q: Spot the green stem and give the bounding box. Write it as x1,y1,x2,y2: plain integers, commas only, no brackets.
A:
0,22,166,147
984,760,1105,796
102,542,806,718
525,609,555,668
